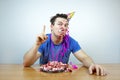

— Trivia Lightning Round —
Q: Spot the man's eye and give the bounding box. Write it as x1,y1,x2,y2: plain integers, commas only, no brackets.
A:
65,24,68,27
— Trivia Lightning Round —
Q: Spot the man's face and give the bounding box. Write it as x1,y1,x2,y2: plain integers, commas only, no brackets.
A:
51,17,69,37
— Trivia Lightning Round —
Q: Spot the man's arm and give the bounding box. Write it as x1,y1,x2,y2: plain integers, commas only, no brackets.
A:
74,49,94,68
74,49,107,76
23,25,48,67
23,44,41,67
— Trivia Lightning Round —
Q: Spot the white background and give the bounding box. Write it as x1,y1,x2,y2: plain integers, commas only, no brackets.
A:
0,0,120,64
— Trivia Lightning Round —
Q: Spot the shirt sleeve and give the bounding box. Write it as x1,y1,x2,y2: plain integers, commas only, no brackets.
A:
38,44,43,54
70,37,81,53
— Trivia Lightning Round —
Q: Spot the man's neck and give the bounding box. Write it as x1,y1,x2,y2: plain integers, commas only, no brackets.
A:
51,33,63,45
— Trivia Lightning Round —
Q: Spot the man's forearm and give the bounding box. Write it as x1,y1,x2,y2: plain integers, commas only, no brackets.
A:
23,44,40,67
74,50,95,68
81,56,95,68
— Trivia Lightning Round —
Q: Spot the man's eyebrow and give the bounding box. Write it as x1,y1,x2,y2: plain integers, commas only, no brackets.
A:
57,21,62,23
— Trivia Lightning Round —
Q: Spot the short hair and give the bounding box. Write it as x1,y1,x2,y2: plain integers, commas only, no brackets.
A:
50,13,68,25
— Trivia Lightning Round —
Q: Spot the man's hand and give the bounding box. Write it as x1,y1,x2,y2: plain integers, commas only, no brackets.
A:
36,25,48,45
89,64,107,76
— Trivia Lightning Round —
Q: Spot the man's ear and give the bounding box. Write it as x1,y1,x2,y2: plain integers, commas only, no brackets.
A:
50,24,53,28
50,24,53,31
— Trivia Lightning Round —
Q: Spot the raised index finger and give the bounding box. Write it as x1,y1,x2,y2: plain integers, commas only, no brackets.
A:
43,25,46,34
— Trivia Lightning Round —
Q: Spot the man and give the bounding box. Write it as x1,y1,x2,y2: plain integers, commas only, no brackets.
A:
23,13,107,76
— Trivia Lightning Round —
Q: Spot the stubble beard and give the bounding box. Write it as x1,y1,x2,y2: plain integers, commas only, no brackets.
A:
52,31,64,40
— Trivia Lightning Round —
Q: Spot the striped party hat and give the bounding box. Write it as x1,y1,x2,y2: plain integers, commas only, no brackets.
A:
67,11,75,21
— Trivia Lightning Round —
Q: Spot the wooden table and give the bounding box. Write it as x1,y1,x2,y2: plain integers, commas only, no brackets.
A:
0,64,120,80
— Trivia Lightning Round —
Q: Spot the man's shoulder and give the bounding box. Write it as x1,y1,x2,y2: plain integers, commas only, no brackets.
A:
46,33,51,37
69,36,77,42
68,36,79,45
41,33,51,46
46,33,51,41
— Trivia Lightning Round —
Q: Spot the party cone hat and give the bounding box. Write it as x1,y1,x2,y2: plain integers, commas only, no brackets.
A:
67,11,75,20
